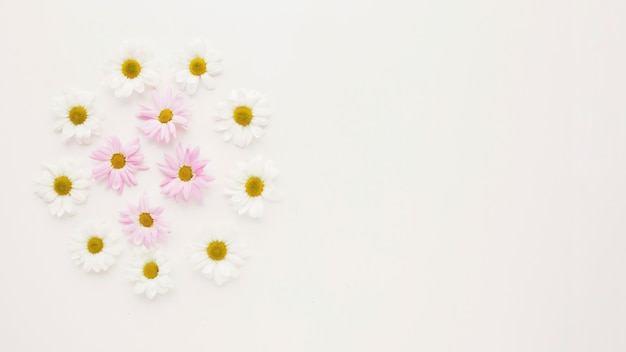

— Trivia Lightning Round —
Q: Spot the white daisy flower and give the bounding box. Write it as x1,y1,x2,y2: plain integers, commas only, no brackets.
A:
35,161,90,217
174,39,222,95
214,89,271,148
127,247,172,299
70,222,121,273
190,227,248,285
224,156,280,218
52,89,101,145
105,41,158,98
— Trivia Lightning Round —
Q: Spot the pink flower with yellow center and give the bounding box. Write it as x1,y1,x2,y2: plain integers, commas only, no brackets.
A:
137,89,190,143
158,144,215,202
119,193,169,248
90,136,148,194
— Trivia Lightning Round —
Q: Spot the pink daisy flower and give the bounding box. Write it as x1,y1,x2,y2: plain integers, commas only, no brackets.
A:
158,144,215,202
120,193,169,247
137,89,190,143
90,136,148,194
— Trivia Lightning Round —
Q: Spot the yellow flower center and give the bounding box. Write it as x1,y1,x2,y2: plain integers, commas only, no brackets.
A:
139,212,154,227
87,237,103,254
143,261,159,279
178,165,193,182
189,57,207,76
245,176,264,197
121,59,141,79
68,106,87,125
110,153,126,169
233,106,253,126
158,109,173,123
206,241,227,261
53,176,72,196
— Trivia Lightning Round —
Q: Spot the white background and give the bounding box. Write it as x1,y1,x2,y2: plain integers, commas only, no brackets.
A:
0,0,625,351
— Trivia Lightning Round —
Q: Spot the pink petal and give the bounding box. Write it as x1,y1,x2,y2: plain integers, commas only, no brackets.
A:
176,144,185,162
93,163,112,180
182,184,191,201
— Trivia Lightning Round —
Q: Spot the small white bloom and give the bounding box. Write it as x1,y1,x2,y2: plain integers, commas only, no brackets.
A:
224,156,280,218
105,41,158,98
215,89,270,147
70,222,121,273
190,227,248,285
52,89,101,145
34,160,90,217
174,39,222,95
127,247,172,299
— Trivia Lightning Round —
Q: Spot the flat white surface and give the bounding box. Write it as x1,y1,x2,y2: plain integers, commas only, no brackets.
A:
1,0,625,350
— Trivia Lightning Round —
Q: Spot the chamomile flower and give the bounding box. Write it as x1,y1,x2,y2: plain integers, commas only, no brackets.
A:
127,247,172,300
52,89,101,145
35,160,90,217
105,41,158,97
137,89,190,143
174,39,222,94
158,144,215,202
90,136,148,194
224,156,280,218
70,222,121,273
189,227,248,285
119,193,169,248
214,89,270,147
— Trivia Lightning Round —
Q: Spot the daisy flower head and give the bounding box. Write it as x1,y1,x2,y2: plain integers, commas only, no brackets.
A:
90,136,148,194
52,89,101,145
215,89,271,148
174,39,222,95
35,160,90,217
190,227,248,285
119,193,169,248
105,41,158,98
70,222,121,273
158,144,215,202
137,89,190,143
127,247,172,300
224,155,280,218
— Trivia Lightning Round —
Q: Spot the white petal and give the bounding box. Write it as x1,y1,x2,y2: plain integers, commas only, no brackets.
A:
71,189,88,204
200,73,216,90
248,197,264,218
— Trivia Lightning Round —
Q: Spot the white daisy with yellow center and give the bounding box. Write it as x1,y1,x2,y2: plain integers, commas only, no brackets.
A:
70,222,121,273
224,155,280,218
190,227,248,285
105,41,158,98
174,39,222,95
35,161,90,217
214,89,271,148
52,89,101,145
127,247,172,300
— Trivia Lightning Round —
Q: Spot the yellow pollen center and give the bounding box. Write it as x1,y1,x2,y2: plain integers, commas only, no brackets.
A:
68,106,87,125
53,176,72,196
189,57,207,76
121,59,141,79
158,109,173,123
207,241,227,261
143,262,159,279
139,212,154,227
233,106,253,126
110,153,126,169
178,166,193,182
87,237,104,254
245,176,264,197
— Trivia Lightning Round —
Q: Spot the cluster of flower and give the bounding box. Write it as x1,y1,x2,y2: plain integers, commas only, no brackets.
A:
34,40,280,299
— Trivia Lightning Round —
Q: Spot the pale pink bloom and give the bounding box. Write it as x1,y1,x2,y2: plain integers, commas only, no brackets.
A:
119,193,169,248
90,136,148,194
158,144,215,202
137,89,190,143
